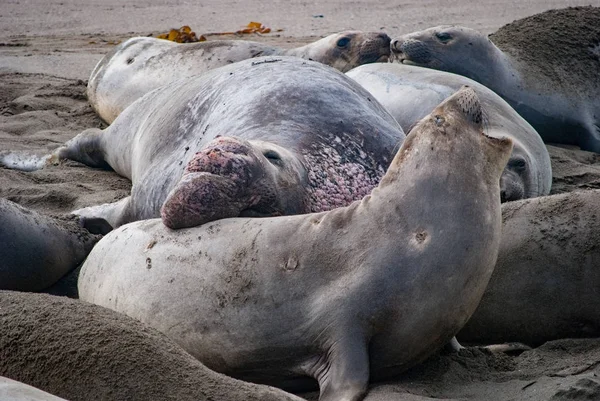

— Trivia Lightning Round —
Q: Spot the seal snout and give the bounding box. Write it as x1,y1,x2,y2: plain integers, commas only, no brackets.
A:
389,37,429,64
455,85,483,125
359,32,393,63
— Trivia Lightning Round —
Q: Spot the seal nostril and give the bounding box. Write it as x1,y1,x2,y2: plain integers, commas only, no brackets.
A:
263,150,282,164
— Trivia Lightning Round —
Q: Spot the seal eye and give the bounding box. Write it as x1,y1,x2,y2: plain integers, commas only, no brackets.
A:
434,115,445,126
508,157,527,171
263,150,282,165
435,32,452,43
337,37,351,48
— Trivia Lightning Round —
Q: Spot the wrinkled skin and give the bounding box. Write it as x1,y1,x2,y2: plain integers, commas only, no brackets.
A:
88,31,391,123
79,87,512,401
347,63,552,201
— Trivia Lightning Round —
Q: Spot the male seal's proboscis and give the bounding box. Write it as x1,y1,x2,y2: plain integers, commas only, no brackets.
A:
79,87,512,401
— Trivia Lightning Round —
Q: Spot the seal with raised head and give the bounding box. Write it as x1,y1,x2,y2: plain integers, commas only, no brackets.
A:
347,62,552,201
458,189,600,346
390,7,600,152
78,87,513,401
0,198,100,292
88,31,391,123
15,57,403,230
0,291,302,401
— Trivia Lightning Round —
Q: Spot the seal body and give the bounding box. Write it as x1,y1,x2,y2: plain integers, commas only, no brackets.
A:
79,88,512,401
0,291,302,401
347,63,552,201
390,7,600,152
459,190,600,346
0,199,99,292
88,31,391,123
56,57,404,230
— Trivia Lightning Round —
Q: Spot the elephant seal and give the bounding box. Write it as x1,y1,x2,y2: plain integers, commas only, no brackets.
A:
79,87,513,401
0,198,100,292
346,63,552,201
12,57,404,230
390,7,600,152
0,291,302,401
458,189,600,346
88,31,391,123
0,377,66,401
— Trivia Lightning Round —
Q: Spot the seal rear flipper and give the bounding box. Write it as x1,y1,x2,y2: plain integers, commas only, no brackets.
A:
71,197,132,230
303,334,369,401
56,128,110,169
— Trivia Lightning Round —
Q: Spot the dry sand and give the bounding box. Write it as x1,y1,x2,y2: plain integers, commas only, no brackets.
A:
2,1,600,400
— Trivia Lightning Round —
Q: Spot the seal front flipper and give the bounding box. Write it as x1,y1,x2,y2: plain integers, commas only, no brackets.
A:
303,332,369,401
71,197,132,230
55,128,110,169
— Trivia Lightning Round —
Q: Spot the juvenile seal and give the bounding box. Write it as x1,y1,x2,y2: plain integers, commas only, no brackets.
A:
458,189,600,346
16,57,404,230
0,291,302,401
88,31,391,122
78,87,513,401
390,7,600,152
347,63,552,201
0,198,100,292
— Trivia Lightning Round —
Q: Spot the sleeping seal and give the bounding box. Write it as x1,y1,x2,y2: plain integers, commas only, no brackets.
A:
89,31,391,122
347,62,552,201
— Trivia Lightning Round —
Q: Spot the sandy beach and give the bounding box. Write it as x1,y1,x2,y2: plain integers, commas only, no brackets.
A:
2,1,600,400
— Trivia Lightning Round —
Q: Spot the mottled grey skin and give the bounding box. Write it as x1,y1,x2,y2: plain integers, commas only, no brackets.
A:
79,87,512,401
50,57,404,229
390,26,600,152
89,31,391,123
347,63,552,201
459,190,600,346
0,198,99,292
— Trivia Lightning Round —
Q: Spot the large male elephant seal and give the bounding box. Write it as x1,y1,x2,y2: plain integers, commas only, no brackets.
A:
458,189,600,346
0,291,302,401
79,87,513,401
89,31,391,122
390,7,600,152
9,57,404,230
347,63,552,201
0,198,100,292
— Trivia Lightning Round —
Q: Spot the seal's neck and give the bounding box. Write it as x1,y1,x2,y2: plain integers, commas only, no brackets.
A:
465,42,521,95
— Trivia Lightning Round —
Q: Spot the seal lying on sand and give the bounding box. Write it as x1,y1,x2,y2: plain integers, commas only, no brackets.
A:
390,7,600,152
88,31,391,122
0,377,66,401
459,189,600,346
347,63,552,201
9,57,403,230
79,87,512,401
0,198,100,292
0,291,302,401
